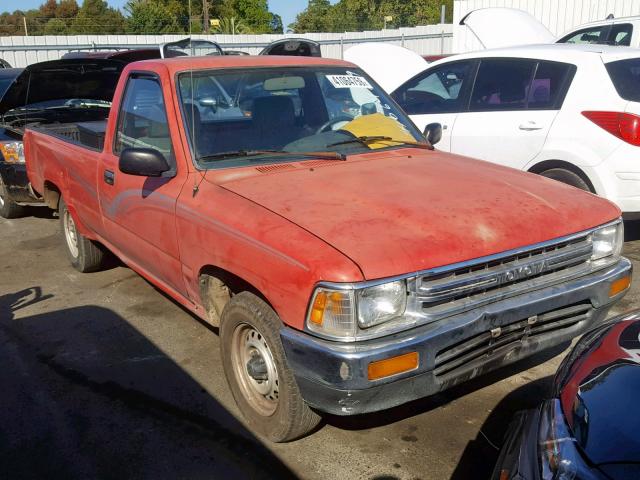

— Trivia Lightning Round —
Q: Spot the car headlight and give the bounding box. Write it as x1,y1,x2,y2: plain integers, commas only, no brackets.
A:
590,221,623,262
0,141,25,164
357,281,407,328
538,399,601,480
306,280,407,341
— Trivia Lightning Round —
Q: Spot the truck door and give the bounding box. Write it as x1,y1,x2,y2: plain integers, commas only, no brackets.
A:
98,71,188,295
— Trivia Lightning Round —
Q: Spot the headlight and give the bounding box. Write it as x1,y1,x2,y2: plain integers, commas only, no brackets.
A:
357,280,407,328
306,280,407,341
0,141,25,164
538,399,601,480
590,221,623,262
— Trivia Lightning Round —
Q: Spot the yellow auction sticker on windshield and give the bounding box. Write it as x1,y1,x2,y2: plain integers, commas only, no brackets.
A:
326,74,373,89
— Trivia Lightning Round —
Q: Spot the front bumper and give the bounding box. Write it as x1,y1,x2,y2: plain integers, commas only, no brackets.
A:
0,162,41,204
281,258,632,416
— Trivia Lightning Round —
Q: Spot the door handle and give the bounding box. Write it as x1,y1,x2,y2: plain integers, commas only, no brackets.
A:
518,121,543,131
104,169,115,185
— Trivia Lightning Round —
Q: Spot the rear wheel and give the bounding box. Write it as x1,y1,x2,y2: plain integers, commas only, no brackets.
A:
0,176,25,219
59,197,104,272
538,168,593,192
220,292,320,442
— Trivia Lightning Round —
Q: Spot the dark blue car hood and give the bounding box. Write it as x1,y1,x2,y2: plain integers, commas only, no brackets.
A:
556,320,640,467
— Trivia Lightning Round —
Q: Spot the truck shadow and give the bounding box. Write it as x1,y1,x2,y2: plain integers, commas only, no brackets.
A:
0,287,296,480
449,376,553,480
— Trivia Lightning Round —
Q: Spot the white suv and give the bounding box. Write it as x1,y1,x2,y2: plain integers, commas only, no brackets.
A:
348,43,640,217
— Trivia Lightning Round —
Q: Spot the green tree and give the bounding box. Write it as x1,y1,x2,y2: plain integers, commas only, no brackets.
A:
290,0,453,33
208,0,280,34
289,0,331,33
40,0,58,18
269,12,283,34
212,16,250,34
125,0,187,34
232,0,271,33
57,0,79,19
44,17,68,33
71,0,126,34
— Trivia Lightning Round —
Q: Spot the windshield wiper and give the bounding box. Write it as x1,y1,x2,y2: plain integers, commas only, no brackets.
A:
198,149,346,162
327,135,433,150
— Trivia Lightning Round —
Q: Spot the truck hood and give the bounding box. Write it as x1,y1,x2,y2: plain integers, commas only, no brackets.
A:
0,58,124,116
459,8,555,49
217,150,619,280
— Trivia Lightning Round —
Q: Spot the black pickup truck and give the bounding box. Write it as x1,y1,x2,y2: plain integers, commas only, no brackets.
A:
0,58,127,218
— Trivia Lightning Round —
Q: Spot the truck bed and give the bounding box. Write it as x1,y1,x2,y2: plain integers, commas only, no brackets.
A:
28,119,108,151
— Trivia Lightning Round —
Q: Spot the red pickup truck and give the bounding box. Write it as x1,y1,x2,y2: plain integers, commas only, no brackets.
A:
24,55,632,442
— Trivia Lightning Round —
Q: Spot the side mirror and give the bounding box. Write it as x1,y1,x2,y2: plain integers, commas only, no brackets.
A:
119,148,171,177
424,122,442,146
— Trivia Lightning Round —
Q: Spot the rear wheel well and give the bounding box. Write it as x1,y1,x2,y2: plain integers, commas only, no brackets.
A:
528,160,596,193
43,181,61,210
198,266,271,327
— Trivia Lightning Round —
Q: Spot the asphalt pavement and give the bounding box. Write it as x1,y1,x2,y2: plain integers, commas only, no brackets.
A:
2,210,639,480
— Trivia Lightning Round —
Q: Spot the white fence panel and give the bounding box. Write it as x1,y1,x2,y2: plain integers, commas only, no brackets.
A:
0,25,453,68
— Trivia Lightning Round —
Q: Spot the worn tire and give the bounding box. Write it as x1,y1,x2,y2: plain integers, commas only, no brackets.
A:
0,176,25,219
59,197,104,273
539,168,593,192
220,291,321,442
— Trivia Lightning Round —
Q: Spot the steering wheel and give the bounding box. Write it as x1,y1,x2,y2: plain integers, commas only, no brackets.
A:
316,116,354,134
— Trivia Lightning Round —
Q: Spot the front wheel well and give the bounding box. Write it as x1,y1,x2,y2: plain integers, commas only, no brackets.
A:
528,160,596,193
42,181,61,210
198,266,271,327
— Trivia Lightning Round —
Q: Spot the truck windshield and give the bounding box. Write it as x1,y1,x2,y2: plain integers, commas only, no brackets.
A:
177,66,425,169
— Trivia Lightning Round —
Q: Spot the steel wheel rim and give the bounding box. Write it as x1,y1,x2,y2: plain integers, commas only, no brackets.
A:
231,323,279,417
63,209,79,258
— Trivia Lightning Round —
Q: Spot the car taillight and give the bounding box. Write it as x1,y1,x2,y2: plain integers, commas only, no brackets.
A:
582,111,640,146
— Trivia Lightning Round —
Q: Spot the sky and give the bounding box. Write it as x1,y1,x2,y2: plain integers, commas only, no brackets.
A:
4,0,332,30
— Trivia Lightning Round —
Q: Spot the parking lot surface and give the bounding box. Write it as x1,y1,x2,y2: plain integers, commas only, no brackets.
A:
2,212,639,480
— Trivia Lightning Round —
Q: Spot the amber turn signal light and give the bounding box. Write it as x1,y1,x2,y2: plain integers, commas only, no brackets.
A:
609,275,631,298
368,352,419,381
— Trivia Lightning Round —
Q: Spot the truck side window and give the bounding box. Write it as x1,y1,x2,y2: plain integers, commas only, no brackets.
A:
114,75,174,162
392,61,472,115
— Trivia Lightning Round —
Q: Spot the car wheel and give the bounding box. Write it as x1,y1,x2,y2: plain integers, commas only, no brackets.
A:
539,168,593,192
220,291,321,442
0,176,25,219
59,197,104,273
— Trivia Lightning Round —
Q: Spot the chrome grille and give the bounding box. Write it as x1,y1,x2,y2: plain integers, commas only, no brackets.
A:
433,302,592,378
415,234,593,319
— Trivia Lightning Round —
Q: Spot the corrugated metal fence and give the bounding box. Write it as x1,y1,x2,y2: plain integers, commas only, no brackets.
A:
0,25,453,67
453,0,640,53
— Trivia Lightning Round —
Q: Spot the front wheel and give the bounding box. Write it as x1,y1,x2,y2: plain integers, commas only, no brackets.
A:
0,176,25,219
59,197,105,273
220,292,320,442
